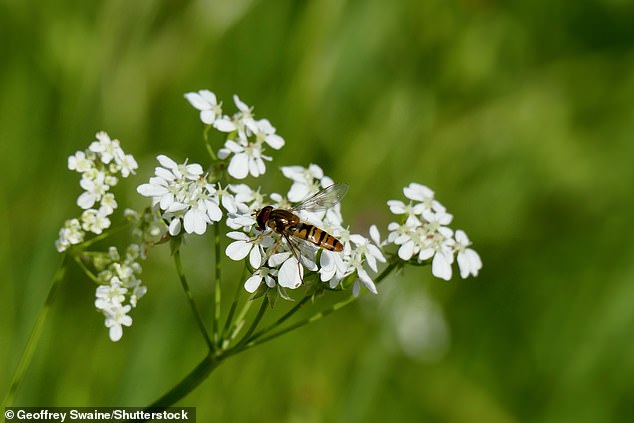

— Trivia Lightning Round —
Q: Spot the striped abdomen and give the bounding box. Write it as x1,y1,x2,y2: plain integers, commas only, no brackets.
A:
291,222,343,252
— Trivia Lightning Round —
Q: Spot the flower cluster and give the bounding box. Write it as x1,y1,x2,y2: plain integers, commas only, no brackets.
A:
93,244,146,341
385,183,482,280
136,155,231,236
185,90,285,179
225,164,385,296
55,132,138,252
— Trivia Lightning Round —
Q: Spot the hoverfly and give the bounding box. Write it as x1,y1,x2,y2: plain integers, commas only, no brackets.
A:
254,184,349,265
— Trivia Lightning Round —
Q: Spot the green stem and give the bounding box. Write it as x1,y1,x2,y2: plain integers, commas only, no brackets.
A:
75,222,129,249
212,225,222,346
221,265,249,341
144,261,400,408
203,125,217,161
232,295,356,356
228,261,399,356
73,254,101,284
248,295,311,342
234,297,268,348
224,294,254,347
2,254,69,408
173,249,215,352
146,352,222,408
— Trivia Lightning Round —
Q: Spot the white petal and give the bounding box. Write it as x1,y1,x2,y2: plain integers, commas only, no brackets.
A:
77,192,96,209
256,157,266,175
455,229,469,245
287,183,310,203
387,200,406,214
280,166,305,181
185,163,204,177
228,153,250,179
398,240,415,260
200,110,216,124
199,89,217,105
214,118,237,132
226,240,251,261
432,253,452,281
159,192,175,211
404,183,434,201
109,325,123,342
226,231,250,241
157,155,178,170
349,234,367,245
168,218,182,236
369,225,381,246
265,134,285,149
205,201,223,222
418,247,434,261
221,194,237,213
184,92,210,111
308,164,324,179
234,94,249,112
366,254,378,272
249,245,262,269
244,274,262,293
268,252,291,267
247,156,260,177
224,140,244,153
137,183,168,198
357,268,378,294
278,257,303,289
368,244,386,262
184,208,207,234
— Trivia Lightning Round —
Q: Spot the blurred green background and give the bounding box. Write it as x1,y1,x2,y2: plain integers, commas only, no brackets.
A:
2,0,634,421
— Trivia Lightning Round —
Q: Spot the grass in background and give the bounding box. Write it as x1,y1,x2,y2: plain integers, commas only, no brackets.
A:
2,0,634,421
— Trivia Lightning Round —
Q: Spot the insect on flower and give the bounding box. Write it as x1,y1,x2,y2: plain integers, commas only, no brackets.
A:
254,184,349,265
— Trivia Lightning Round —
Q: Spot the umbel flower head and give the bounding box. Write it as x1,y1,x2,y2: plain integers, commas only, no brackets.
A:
385,183,482,280
93,245,146,341
136,155,226,236
56,132,138,252
185,91,285,179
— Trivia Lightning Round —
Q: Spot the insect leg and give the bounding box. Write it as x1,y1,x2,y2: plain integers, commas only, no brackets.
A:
283,233,304,282
260,235,284,266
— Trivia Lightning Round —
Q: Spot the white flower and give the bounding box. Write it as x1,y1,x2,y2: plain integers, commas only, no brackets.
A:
55,218,85,252
117,153,138,177
244,267,278,293
57,132,136,250
455,230,482,278
225,231,270,269
68,151,93,173
137,155,225,236
99,193,118,215
403,183,444,214
218,140,269,179
103,304,132,342
185,90,223,125
89,131,122,165
269,252,303,289
80,208,111,234
95,278,127,310
232,95,259,139
77,172,109,209
254,118,285,150
281,164,333,202
92,245,146,342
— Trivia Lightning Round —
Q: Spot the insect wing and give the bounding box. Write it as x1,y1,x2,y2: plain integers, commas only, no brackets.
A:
284,233,319,269
291,183,349,213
